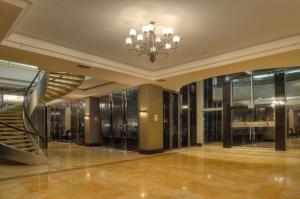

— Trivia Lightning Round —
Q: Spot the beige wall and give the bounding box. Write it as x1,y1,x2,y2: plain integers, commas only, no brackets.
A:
139,84,163,151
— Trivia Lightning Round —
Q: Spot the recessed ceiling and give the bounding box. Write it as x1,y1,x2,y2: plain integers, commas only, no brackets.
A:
12,0,300,71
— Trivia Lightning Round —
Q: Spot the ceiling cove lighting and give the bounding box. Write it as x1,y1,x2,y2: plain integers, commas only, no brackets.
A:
125,21,180,63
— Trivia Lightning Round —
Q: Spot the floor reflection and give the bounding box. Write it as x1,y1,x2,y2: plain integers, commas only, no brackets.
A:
0,144,299,198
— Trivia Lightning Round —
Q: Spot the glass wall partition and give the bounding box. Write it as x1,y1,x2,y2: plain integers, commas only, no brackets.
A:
99,88,139,151
197,66,300,150
190,83,197,146
232,75,251,107
70,100,85,145
125,88,139,151
203,77,223,144
163,91,180,150
112,91,125,149
180,85,189,147
100,94,112,147
231,72,275,148
172,93,179,149
163,91,170,150
286,69,300,149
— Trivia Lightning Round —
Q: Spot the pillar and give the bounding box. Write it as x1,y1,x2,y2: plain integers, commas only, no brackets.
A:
138,84,163,154
223,76,232,148
274,72,286,151
196,81,204,146
84,97,101,146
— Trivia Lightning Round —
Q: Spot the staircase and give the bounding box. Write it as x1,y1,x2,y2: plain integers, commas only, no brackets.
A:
0,71,84,165
42,72,85,103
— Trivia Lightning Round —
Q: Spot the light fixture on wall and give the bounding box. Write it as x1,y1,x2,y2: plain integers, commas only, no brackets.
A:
125,21,180,63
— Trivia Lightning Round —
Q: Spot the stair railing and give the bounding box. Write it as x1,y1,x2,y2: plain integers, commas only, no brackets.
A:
23,70,49,149
0,87,28,109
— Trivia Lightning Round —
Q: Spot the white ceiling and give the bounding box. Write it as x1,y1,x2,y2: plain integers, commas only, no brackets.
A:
12,0,300,71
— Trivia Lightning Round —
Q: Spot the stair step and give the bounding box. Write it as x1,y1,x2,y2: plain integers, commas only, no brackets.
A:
0,135,27,139
45,90,60,98
0,121,23,124
45,88,67,97
46,83,74,91
0,124,24,128
0,128,26,135
47,86,69,93
2,139,31,144
11,142,33,148
48,79,80,87
0,131,26,135
49,76,82,83
49,73,84,80
0,116,22,119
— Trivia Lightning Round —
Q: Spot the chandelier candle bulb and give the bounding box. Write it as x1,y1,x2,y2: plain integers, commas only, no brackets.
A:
148,23,155,32
137,34,144,41
126,37,132,45
125,21,180,62
165,43,172,49
129,29,136,37
173,36,180,43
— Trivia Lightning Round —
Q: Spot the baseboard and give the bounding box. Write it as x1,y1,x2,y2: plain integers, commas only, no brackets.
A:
195,143,202,147
264,139,275,142
85,143,100,147
139,149,163,155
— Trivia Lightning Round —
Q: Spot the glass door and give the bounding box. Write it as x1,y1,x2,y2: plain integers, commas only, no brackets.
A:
100,95,112,147
163,91,170,150
204,110,223,144
125,88,139,151
112,91,125,149
180,85,189,147
172,93,179,149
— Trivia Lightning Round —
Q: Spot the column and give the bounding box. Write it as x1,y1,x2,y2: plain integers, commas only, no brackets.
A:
223,76,232,148
138,84,163,154
274,72,286,151
196,81,204,146
84,97,101,146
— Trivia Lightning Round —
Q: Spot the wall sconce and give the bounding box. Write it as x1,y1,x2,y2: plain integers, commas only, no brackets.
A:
84,115,90,119
140,108,148,117
182,105,189,109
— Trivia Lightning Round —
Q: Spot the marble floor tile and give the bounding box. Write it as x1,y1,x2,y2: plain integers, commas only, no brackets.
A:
0,142,300,198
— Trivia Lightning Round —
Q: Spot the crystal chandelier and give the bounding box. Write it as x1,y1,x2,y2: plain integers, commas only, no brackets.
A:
125,21,180,62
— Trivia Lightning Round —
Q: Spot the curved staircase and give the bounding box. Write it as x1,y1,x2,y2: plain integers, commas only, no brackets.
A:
0,71,84,165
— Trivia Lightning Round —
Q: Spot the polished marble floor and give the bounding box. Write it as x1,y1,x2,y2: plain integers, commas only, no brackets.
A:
0,142,300,199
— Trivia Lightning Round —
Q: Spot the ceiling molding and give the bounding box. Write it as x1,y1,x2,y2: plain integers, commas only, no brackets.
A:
154,35,300,79
2,33,154,79
3,33,300,81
